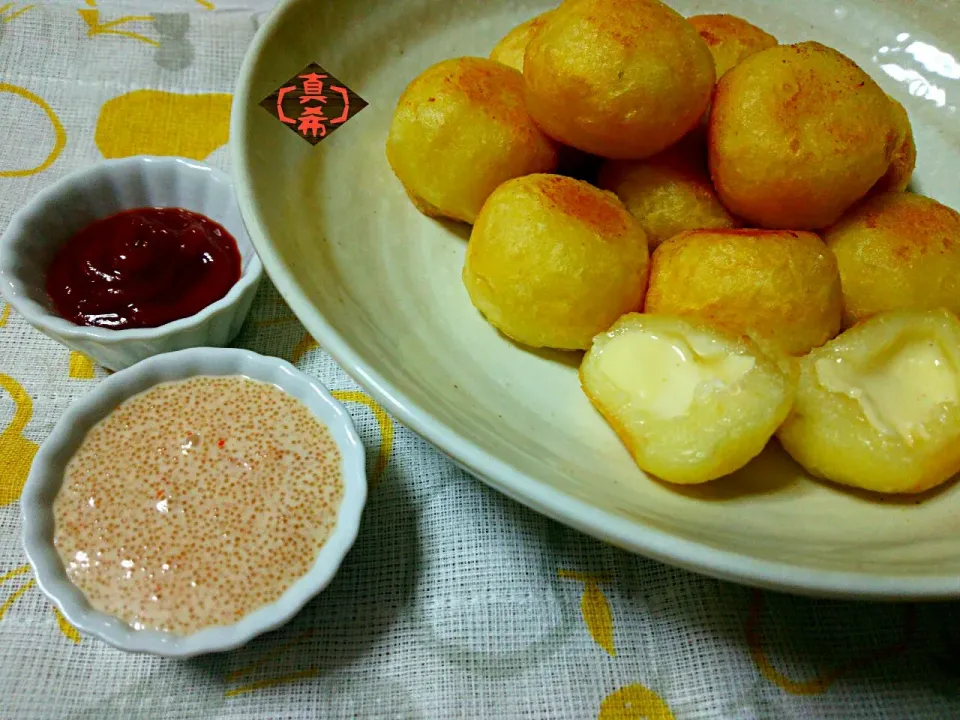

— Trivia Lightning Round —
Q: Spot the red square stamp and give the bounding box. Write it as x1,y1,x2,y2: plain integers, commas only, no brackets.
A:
260,62,368,145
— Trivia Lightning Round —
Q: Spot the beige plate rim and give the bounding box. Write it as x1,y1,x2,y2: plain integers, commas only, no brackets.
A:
231,0,960,602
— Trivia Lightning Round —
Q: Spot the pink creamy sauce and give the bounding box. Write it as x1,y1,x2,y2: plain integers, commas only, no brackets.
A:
53,376,343,635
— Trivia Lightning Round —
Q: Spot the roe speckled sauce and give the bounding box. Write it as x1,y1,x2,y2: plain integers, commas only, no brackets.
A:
52,376,343,635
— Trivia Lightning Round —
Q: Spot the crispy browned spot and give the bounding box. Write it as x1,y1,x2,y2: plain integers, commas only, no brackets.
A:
858,195,960,260
866,195,960,238
536,175,631,235
698,28,720,46
451,59,534,133
453,60,500,104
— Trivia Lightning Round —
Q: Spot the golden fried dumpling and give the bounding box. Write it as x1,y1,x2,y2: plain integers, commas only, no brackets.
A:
688,13,777,78
645,229,843,356
386,57,558,224
524,0,715,159
709,42,899,229
490,11,552,72
581,313,796,484
597,140,739,249
463,174,649,350
825,192,960,328
778,309,960,494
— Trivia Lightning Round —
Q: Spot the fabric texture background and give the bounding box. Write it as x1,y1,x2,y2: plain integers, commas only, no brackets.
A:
1,2,959,718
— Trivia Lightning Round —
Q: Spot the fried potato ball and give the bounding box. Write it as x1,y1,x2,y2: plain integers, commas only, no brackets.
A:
871,97,917,195
597,139,739,249
386,57,558,224
523,0,715,160
581,313,796,484
489,13,597,181
687,13,777,78
709,42,899,229
490,11,552,72
463,174,649,350
824,192,960,328
778,309,960,494
645,229,842,356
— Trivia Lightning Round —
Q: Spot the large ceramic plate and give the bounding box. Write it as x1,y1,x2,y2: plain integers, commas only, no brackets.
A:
232,0,960,599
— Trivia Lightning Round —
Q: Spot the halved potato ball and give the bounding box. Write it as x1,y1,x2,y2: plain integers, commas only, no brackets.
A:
778,309,960,494
824,192,960,328
490,11,552,72
872,97,917,195
523,0,715,159
597,140,739,249
581,313,796,484
386,57,558,224
709,42,899,229
645,229,843,356
687,13,777,78
463,174,649,350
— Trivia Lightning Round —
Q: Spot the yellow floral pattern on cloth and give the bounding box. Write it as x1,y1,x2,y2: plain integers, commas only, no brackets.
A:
53,607,82,643
223,633,320,697
95,90,232,160
559,569,616,656
68,352,97,380
0,83,66,178
0,371,82,643
79,0,158,47
0,373,38,507
225,669,318,698
332,390,394,484
0,566,34,620
0,2,33,25
744,590,917,696
291,332,320,364
598,684,676,720
0,565,80,643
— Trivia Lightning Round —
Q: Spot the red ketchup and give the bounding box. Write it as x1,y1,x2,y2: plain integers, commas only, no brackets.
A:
46,208,242,330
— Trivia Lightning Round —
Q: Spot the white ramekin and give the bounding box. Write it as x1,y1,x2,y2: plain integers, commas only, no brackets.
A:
0,156,263,371
21,347,367,657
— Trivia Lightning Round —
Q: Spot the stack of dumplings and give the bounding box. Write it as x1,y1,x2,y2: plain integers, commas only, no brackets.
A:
386,0,960,497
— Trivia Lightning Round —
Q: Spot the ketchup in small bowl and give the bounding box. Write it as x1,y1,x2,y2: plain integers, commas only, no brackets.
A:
46,208,242,330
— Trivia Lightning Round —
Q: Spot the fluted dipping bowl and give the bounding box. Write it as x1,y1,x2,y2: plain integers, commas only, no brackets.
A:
0,156,262,370
232,0,960,599
21,348,367,657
